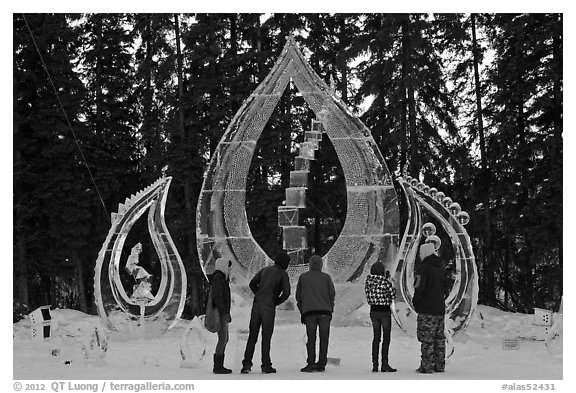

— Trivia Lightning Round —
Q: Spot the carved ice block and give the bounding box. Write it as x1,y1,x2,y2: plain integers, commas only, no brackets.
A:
283,226,307,250
299,142,316,160
287,248,306,265
278,206,299,227
286,187,306,208
290,171,309,187
311,119,324,132
295,157,311,171
305,131,323,141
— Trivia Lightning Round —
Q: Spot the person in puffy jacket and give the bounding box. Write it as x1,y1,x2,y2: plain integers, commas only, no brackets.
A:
365,261,397,372
413,242,446,374
240,252,291,374
296,255,335,372
210,257,233,374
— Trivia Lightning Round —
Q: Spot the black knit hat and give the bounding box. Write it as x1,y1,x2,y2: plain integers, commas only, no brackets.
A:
370,262,386,276
275,252,291,270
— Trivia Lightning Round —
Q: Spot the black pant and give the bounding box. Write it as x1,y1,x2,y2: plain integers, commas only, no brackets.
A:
304,314,331,367
242,303,276,368
370,311,391,365
215,321,229,355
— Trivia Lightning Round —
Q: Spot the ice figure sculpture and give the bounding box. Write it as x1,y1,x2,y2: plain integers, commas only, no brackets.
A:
125,243,155,303
196,35,400,283
94,177,187,337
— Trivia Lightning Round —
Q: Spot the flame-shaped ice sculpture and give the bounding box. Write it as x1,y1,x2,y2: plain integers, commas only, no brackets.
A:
392,177,478,337
94,177,187,336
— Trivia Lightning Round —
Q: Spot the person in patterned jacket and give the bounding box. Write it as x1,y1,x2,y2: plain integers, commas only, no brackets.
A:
364,262,397,372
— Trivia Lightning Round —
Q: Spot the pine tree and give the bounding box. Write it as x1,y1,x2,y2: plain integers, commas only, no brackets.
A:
14,13,92,311
484,13,562,311
353,14,460,182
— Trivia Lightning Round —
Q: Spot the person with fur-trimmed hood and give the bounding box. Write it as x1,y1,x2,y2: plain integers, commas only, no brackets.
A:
413,242,446,374
296,255,336,373
210,257,233,374
240,252,291,374
365,261,397,372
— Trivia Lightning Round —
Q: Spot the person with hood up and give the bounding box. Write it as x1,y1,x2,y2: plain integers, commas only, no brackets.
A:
210,257,233,374
413,242,446,374
364,261,397,372
240,252,291,374
296,255,335,373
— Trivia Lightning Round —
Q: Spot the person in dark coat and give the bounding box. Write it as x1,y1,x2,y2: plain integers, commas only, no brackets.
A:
365,261,397,372
296,255,335,372
240,252,291,374
210,257,233,374
413,242,446,373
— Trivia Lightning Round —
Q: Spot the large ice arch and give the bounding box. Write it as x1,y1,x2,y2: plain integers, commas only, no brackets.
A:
196,35,399,284
195,35,478,337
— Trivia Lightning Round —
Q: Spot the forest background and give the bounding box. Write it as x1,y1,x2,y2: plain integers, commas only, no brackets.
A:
12,13,563,320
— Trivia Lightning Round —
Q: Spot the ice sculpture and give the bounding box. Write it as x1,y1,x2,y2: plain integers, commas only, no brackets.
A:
196,35,399,284
94,177,187,337
391,176,478,336
179,317,208,368
195,35,477,338
125,243,155,303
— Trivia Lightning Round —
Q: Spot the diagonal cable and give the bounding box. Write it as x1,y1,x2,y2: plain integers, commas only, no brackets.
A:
21,13,109,220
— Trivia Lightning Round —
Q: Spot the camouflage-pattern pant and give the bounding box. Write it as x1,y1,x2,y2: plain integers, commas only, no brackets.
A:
416,314,445,371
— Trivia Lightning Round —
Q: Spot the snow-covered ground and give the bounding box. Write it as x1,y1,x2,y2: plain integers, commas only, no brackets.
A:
11,284,567,391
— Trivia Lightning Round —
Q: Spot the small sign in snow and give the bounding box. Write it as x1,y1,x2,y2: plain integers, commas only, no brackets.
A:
503,338,520,350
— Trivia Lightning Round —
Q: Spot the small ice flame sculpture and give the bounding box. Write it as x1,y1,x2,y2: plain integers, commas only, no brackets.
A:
94,177,187,338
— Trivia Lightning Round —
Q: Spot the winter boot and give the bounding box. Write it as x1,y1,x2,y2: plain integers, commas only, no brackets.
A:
380,342,396,372
371,346,379,372
213,354,232,374
416,366,433,374
381,362,397,372
300,363,317,372
261,365,277,374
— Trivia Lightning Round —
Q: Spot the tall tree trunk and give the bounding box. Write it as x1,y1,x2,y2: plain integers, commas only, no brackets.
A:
339,56,348,104
401,17,418,178
207,18,219,157
552,15,562,300
552,14,562,140
174,13,202,316
280,91,291,190
408,86,417,176
513,20,533,307
399,18,409,175
95,15,103,137
338,16,349,105
228,14,239,113
175,14,185,144
14,231,29,306
471,13,496,306
143,15,154,169
174,14,193,255
72,251,89,313
13,106,29,306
